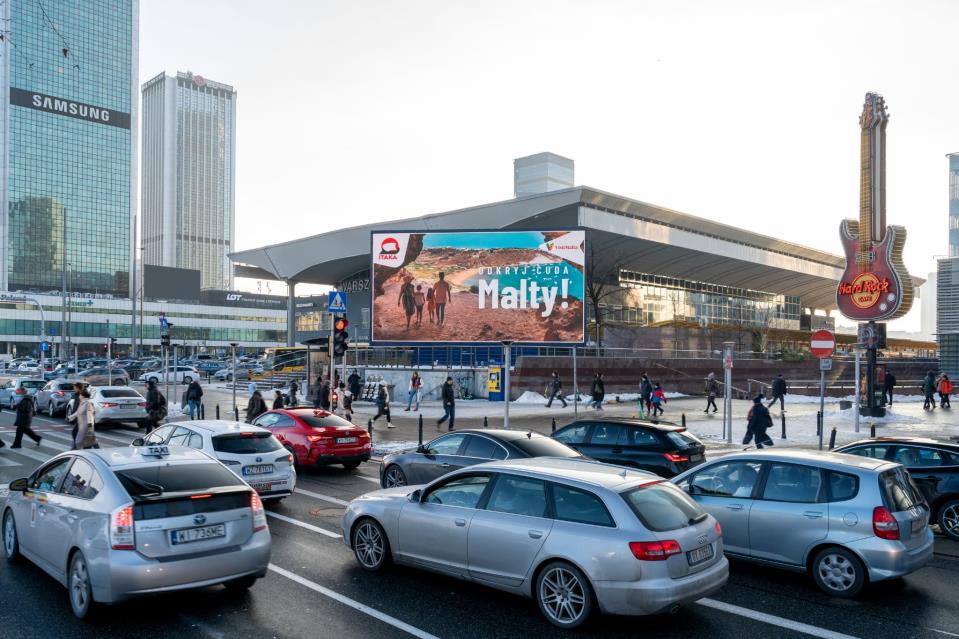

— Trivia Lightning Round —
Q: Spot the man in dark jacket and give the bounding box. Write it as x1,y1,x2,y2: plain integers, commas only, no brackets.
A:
545,371,567,408
589,373,605,410
145,380,166,433
744,396,774,449
372,383,393,428
437,376,456,431
186,380,203,419
640,373,653,413
348,370,362,399
767,374,787,411
11,395,41,448
704,373,720,413
246,390,268,423
883,371,897,405
273,390,285,409
288,380,299,407
923,371,937,410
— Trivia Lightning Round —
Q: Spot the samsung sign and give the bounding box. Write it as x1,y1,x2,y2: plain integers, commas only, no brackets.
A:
10,88,131,129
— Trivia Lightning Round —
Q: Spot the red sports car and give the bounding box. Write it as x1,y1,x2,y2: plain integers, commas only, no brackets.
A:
253,408,372,470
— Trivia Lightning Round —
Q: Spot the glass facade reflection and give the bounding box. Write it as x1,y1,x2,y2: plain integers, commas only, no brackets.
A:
5,0,135,295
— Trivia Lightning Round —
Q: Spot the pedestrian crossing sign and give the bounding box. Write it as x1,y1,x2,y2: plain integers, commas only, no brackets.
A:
328,291,348,313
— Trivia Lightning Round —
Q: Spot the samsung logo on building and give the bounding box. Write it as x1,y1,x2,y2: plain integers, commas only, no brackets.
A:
10,88,131,129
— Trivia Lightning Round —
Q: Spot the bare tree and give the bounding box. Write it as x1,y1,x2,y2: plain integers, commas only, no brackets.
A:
585,247,629,347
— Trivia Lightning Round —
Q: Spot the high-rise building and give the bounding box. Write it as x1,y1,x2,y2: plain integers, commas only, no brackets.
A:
938,258,959,377
920,271,937,340
141,71,236,290
949,153,959,257
0,0,138,295
513,152,574,197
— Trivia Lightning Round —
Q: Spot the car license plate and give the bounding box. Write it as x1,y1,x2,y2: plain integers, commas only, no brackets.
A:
251,482,272,493
912,517,925,534
243,464,274,476
687,544,714,566
690,454,703,462
336,436,358,444
171,523,226,545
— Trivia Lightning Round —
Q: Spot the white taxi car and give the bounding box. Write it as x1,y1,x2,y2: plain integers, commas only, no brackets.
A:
2,445,271,618
133,421,296,503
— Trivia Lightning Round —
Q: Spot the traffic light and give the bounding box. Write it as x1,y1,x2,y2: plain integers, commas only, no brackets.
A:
160,332,171,348
333,317,350,357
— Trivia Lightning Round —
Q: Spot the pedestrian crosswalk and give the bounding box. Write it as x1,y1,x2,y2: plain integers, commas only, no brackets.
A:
0,425,144,470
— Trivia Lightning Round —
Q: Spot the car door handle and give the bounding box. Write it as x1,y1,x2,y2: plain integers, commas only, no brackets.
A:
37,506,46,515
454,518,467,527
67,512,78,523
441,463,451,468
803,511,824,519
726,503,744,511
528,530,543,539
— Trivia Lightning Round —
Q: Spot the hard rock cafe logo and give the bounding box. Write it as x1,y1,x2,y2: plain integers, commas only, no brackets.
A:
379,237,400,260
837,272,889,309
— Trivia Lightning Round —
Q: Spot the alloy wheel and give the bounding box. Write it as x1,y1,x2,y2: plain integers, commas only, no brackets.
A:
3,511,16,558
941,503,959,538
354,521,385,569
539,566,587,626
817,552,857,593
384,466,406,488
69,553,92,618
48,401,55,416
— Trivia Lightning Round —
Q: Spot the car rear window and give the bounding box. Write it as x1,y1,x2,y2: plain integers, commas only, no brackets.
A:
114,463,244,497
213,432,283,454
57,383,78,390
509,435,582,458
21,380,46,389
664,430,702,448
879,467,925,512
295,413,355,429
99,389,141,398
621,482,707,532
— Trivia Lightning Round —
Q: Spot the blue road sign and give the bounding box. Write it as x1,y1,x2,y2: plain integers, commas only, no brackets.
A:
328,291,347,313
40,341,50,352
160,316,170,329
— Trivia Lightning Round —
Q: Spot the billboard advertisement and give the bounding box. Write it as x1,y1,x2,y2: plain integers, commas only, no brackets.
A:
371,230,586,344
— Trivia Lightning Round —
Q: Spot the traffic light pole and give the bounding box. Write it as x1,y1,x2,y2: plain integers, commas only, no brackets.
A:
328,320,335,410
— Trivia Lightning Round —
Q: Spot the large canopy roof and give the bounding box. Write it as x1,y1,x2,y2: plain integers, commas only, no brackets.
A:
229,186,914,310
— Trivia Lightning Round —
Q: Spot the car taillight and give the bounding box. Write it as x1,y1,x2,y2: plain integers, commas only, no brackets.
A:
15,388,24,395
56,390,65,396
307,434,333,445
137,401,147,407
629,540,682,561
664,452,689,463
715,520,722,537
101,402,118,408
251,492,267,532
873,506,900,540
111,504,135,550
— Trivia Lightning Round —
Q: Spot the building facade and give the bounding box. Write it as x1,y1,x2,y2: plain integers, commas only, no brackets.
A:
938,257,959,377
513,152,574,197
0,0,138,296
949,153,959,257
142,71,236,290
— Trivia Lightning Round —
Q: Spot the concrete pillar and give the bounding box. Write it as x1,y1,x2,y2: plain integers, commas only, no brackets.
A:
286,280,296,346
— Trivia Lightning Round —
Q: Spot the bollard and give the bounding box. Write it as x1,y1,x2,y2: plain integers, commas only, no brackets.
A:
201,403,205,419
870,422,876,438
552,417,556,433
828,427,837,450
483,416,488,429
216,404,220,420
681,413,686,428
418,414,423,446
781,412,786,439
234,406,239,421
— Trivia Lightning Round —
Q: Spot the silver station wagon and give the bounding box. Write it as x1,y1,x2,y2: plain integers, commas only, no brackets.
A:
672,450,933,597
343,457,728,629
2,446,271,618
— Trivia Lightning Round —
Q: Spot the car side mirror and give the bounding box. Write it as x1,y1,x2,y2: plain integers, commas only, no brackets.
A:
416,445,427,454
8,477,28,492
408,489,422,503
131,437,144,447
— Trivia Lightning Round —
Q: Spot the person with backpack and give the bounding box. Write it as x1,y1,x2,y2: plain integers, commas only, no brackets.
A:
11,393,41,448
589,373,605,410
939,374,953,409
744,395,774,449
651,383,666,416
704,372,719,413
405,371,422,411
372,383,394,428
145,379,166,433
69,389,98,449
545,371,567,408
186,379,203,419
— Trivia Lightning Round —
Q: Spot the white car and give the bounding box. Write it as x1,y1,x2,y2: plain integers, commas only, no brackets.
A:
90,386,149,427
133,421,296,503
138,366,200,384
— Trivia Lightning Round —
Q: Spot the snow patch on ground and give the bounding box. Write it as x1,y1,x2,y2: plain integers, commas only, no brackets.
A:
372,440,419,457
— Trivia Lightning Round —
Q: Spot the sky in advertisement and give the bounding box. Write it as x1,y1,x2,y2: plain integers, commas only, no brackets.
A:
139,0,959,331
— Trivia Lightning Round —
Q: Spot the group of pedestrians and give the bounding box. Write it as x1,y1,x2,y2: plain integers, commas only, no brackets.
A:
640,373,668,417
922,370,952,410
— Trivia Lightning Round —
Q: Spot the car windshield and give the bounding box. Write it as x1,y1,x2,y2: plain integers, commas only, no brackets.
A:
621,482,707,532
213,432,283,454
664,430,702,448
99,389,142,398
879,467,925,512
21,380,46,390
508,434,582,458
296,413,355,429
114,463,244,497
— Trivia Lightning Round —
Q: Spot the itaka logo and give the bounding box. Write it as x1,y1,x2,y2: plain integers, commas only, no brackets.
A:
379,237,400,260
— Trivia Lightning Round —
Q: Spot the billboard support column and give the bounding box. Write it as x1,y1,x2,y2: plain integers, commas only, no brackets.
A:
502,341,512,429
854,344,861,433
286,280,296,347
723,342,734,444
572,346,578,418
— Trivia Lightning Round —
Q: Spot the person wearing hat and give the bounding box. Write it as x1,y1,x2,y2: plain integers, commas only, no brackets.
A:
704,372,719,413
437,376,455,431
373,382,394,428
744,395,774,448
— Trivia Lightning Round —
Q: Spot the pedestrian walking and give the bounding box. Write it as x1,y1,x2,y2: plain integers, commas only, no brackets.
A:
69,389,98,449
373,383,393,428
545,371,567,408
704,372,719,414
426,287,436,324
437,376,456,431
340,382,353,421
651,383,666,417
640,373,653,414
273,390,285,410
245,390,268,423
313,376,324,408
433,272,452,326
884,371,897,405
413,285,426,327
923,371,937,410
767,374,787,411
348,369,361,398
939,374,953,409
186,379,203,419
589,373,605,410
11,395,41,448
319,378,332,411
405,371,422,411
743,395,774,449
397,276,417,331
288,380,299,407
67,382,84,443
144,380,166,434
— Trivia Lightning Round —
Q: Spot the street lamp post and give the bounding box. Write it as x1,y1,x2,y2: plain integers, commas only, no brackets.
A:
230,342,238,419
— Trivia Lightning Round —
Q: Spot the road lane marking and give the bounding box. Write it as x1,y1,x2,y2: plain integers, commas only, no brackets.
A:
0,438,52,463
0,455,20,467
697,598,860,639
268,564,441,639
294,487,349,506
355,474,380,484
266,511,341,538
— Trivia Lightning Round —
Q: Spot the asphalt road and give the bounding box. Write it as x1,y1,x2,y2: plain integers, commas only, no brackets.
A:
0,408,957,639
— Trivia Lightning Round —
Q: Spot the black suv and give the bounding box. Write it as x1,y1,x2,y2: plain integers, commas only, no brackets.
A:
551,417,706,477
835,437,959,540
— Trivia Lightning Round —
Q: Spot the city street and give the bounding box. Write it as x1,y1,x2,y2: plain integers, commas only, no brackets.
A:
0,404,957,639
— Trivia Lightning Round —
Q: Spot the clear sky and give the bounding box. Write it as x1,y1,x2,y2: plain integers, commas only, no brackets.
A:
140,0,957,331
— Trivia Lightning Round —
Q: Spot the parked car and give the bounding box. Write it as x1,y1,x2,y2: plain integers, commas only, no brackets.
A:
380,429,584,488
215,366,262,381
835,437,959,541
253,408,371,470
2,446,271,618
133,421,296,503
36,380,88,416
89,386,149,427
672,449,933,597
76,366,130,387
44,365,78,381
344,457,727,628
552,417,706,478
0,377,48,409
137,366,200,384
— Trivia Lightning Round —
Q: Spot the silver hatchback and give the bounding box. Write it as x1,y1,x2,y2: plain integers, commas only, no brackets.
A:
672,449,933,597
2,446,271,618
343,457,728,629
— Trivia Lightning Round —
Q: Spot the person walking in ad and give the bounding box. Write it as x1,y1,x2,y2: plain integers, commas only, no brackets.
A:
433,272,452,326
11,394,41,448
437,376,456,431
743,396,774,449
397,276,417,330
373,383,394,428
923,371,937,410
939,374,953,409
704,372,719,413
413,285,426,327
273,390,285,410
186,379,203,419
426,287,436,324
640,373,653,414
246,390,268,423
589,373,605,410
884,371,897,405
767,374,787,411
545,371,567,408
651,383,666,417
405,371,422,411
70,389,98,449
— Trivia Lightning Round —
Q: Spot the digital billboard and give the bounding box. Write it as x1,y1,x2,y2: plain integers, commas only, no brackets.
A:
371,230,585,344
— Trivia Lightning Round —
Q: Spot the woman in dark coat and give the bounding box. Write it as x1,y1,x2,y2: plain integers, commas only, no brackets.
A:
273,390,285,410
246,390,268,423
589,373,605,410
12,395,41,448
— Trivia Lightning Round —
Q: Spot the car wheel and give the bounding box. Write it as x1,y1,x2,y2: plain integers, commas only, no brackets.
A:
352,518,390,571
183,376,193,383
342,460,361,470
938,499,959,541
812,547,866,597
223,575,257,592
68,551,94,619
47,401,55,416
149,377,158,384
536,561,594,629
383,465,407,488
3,509,20,561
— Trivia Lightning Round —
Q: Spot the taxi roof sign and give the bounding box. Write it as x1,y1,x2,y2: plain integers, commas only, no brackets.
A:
141,445,170,458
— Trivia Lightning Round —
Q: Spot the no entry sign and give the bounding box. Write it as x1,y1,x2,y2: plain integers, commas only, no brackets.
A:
810,330,836,359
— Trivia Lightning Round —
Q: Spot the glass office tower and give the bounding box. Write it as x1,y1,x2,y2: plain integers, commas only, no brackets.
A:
1,0,137,295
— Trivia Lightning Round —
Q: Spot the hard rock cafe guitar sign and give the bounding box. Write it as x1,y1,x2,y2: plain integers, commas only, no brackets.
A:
837,93,913,321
